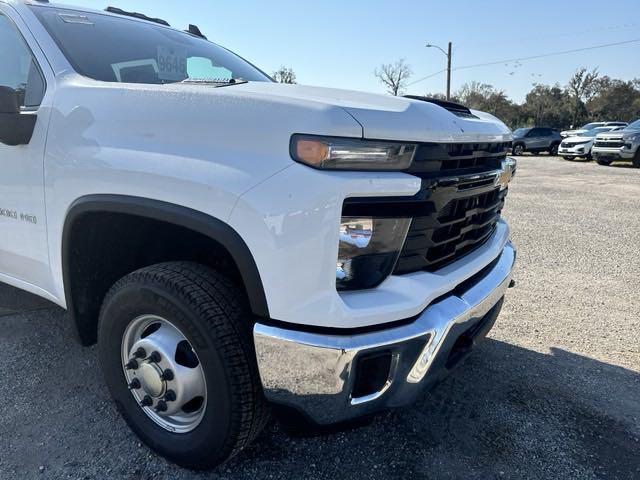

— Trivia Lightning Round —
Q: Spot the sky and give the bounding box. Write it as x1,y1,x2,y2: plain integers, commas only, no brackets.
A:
59,0,640,103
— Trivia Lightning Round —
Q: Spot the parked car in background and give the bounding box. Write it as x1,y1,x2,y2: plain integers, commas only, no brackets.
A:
561,121,628,138
512,127,562,156
559,126,623,161
591,119,640,167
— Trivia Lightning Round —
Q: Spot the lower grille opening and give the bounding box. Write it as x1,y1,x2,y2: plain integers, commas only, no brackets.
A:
352,353,392,399
445,332,475,370
445,300,503,369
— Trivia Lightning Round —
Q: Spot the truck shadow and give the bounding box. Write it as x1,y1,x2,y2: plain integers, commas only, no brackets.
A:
0,283,638,480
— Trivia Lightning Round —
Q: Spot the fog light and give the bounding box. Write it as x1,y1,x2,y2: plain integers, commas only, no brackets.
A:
336,217,411,290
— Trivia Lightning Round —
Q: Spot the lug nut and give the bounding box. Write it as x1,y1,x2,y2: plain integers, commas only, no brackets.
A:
128,379,141,390
140,395,153,407
164,390,176,402
160,369,174,381
133,347,147,359
149,351,162,363
125,359,139,370
155,401,168,413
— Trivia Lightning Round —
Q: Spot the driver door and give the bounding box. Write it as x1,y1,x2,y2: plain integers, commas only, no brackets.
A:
0,7,53,293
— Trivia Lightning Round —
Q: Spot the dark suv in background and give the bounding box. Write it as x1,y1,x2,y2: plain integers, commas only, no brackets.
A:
512,127,562,156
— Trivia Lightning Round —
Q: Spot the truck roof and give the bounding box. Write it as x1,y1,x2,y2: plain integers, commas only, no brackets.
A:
3,0,185,32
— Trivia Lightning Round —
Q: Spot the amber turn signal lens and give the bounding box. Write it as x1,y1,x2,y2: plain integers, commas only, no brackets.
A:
295,139,330,167
291,135,417,170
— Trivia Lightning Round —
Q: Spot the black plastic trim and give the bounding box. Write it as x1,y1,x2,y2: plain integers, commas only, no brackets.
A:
62,195,270,336
105,6,170,26
404,95,477,118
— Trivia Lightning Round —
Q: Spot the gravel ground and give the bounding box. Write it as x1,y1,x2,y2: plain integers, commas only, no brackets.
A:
0,156,638,479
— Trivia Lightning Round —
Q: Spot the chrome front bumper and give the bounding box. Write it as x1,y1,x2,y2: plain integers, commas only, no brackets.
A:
254,242,516,425
592,147,636,160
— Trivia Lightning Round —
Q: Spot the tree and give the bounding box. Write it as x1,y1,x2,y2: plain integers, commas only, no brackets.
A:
408,68,639,129
272,66,297,84
375,59,412,96
455,82,522,128
522,84,571,129
456,81,494,107
566,68,599,126
588,77,640,122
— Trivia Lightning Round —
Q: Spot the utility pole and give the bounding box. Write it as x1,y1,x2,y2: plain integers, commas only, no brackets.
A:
446,42,452,101
426,41,453,100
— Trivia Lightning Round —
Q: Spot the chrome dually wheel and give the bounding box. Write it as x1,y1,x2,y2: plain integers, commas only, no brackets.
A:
99,262,269,468
122,314,207,433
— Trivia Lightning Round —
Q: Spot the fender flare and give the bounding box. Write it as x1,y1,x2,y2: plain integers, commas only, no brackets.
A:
62,194,270,325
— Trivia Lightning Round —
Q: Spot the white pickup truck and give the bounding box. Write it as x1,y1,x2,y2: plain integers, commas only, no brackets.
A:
0,0,516,469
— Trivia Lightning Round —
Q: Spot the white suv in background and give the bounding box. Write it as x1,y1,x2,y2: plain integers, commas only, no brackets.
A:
561,121,628,138
559,126,623,160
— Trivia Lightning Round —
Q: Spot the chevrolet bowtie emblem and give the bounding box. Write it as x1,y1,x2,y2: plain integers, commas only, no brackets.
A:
496,163,514,190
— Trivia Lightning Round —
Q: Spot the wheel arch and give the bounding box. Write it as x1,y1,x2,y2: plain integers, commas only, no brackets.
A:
62,195,270,345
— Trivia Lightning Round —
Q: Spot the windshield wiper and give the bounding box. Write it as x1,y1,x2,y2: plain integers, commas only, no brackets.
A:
179,78,248,87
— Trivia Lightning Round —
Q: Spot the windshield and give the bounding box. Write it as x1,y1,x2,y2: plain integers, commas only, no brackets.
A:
31,6,271,85
625,119,640,130
513,128,530,137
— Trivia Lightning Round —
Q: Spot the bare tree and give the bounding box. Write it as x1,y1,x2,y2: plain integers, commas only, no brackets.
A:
567,68,599,125
456,81,495,106
272,66,297,84
375,59,412,96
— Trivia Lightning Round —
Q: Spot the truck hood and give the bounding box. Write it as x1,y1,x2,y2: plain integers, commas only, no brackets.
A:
563,135,594,143
595,130,639,141
222,82,512,143
562,129,587,137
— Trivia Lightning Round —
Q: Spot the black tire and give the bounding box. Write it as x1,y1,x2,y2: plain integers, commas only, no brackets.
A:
98,262,269,469
596,157,613,166
633,150,640,168
548,143,559,156
512,144,525,156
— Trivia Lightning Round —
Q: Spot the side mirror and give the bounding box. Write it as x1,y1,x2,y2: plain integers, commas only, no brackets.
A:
0,86,37,146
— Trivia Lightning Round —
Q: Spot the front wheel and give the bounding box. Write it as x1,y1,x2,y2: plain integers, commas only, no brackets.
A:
98,262,269,469
512,144,525,156
633,150,640,168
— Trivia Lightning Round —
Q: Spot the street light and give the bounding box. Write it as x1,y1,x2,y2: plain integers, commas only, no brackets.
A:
426,42,452,100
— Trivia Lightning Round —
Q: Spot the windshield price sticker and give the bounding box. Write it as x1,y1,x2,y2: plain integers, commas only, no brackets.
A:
157,46,188,81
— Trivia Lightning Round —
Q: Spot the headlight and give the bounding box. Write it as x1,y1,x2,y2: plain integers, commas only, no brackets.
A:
336,217,411,290
291,135,417,170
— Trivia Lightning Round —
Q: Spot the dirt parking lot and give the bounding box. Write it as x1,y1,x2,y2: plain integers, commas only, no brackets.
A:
0,156,638,479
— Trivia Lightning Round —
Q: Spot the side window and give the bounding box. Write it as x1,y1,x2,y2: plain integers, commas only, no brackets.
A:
0,13,45,107
527,128,540,137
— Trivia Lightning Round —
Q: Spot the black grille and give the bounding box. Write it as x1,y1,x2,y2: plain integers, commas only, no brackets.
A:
342,142,511,277
407,142,510,177
393,181,507,275
594,140,625,148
